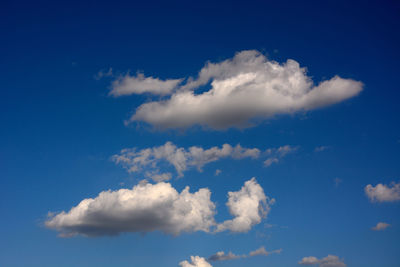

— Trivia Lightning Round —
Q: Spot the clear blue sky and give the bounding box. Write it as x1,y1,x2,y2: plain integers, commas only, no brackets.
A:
1,0,399,266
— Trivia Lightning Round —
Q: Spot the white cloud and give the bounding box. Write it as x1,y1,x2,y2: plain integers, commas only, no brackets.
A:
248,246,282,257
109,72,183,96
216,178,275,233
264,145,298,167
124,50,363,130
299,255,346,267
365,181,400,202
45,181,216,237
95,67,113,80
371,222,391,231
208,251,241,261
214,169,222,176
179,256,212,267
46,178,271,237
112,142,260,181
207,246,281,262
299,256,319,265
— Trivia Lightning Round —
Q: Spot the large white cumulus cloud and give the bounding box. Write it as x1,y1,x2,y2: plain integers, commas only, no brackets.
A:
122,50,363,130
45,181,216,237
46,178,271,237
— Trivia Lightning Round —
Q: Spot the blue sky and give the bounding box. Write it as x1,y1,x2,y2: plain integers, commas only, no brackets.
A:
1,0,400,266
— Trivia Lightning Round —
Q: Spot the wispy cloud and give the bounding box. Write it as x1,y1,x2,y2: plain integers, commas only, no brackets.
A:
264,145,298,167
299,255,346,267
112,142,261,181
371,222,391,231
109,72,183,96
208,246,281,262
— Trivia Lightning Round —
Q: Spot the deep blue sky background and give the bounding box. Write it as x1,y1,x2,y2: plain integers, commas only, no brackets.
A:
1,0,400,266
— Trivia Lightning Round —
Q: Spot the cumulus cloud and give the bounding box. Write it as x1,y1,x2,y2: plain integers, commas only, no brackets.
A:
179,256,212,267
371,222,391,231
109,72,183,96
365,181,400,202
46,178,271,237
45,181,216,237
112,142,260,181
122,50,363,130
264,145,298,167
298,255,346,267
216,178,275,233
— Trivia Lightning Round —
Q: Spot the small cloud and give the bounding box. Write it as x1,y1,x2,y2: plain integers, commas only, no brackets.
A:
365,181,400,202
180,256,212,267
334,178,342,187
371,222,391,231
215,169,222,176
95,67,113,80
208,251,241,261
264,157,279,167
208,246,281,262
298,255,346,267
249,246,282,257
264,145,298,167
315,146,330,152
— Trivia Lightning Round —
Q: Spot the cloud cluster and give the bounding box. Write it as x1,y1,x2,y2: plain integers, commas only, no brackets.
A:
112,142,260,181
208,246,281,262
110,72,183,96
365,182,400,202
216,178,274,233
264,145,298,167
179,256,212,267
117,50,363,130
371,222,391,231
46,178,271,237
298,255,346,267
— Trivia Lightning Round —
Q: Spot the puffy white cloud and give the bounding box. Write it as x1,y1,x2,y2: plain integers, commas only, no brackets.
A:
112,142,260,181
299,256,319,265
365,181,400,202
371,222,391,231
179,256,212,267
216,178,274,233
264,145,298,167
299,255,346,267
46,178,271,237
124,50,363,130
45,181,216,237
109,72,183,96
